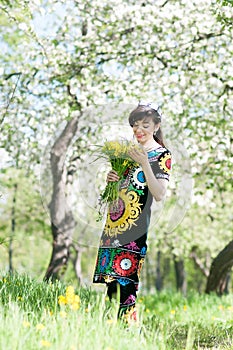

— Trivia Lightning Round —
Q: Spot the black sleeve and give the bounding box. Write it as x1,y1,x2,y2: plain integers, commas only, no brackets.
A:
151,150,172,181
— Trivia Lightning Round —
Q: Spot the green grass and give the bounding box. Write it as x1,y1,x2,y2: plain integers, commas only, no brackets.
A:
0,273,233,350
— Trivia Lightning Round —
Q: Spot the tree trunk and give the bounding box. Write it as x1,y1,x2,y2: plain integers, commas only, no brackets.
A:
44,113,80,282
205,240,233,295
155,250,163,291
222,272,231,294
190,247,209,277
174,258,187,295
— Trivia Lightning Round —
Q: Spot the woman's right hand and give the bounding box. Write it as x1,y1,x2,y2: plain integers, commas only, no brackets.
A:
106,170,120,183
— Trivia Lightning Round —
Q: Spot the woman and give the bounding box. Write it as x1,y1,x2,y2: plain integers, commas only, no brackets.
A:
93,102,172,322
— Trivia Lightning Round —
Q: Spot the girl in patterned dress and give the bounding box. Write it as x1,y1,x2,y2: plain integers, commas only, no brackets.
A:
93,102,172,322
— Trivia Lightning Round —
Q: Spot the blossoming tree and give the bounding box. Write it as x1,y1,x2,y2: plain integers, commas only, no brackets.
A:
0,0,232,288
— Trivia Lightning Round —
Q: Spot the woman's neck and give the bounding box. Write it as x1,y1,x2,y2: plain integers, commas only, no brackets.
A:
141,139,161,151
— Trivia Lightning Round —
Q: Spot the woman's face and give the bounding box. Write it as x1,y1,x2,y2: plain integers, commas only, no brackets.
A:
132,117,159,145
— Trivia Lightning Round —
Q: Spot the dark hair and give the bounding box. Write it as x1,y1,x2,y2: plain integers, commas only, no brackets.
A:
128,105,165,147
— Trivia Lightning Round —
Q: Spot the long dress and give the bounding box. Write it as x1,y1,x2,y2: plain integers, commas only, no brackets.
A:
93,146,171,290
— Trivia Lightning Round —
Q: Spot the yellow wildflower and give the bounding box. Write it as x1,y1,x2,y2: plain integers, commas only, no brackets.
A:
183,305,187,311
71,302,80,311
106,319,115,324
58,286,81,311
66,285,75,304
58,295,67,305
22,321,30,328
36,323,45,331
170,309,176,315
59,311,67,318
74,295,80,303
40,339,51,347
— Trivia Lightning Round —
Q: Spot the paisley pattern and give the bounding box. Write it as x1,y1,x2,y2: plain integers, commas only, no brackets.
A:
93,147,171,287
104,189,142,237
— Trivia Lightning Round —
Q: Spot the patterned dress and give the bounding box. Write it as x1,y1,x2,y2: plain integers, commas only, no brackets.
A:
93,146,172,290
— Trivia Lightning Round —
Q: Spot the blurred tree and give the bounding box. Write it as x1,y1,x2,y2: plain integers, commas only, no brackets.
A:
0,168,51,273
203,0,233,294
205,240,233,294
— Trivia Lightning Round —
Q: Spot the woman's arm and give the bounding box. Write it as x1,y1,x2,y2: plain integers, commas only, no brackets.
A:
128,147,168,201
140,160,168,201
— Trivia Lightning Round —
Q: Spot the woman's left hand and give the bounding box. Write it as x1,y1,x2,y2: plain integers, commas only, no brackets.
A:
128,146,148,166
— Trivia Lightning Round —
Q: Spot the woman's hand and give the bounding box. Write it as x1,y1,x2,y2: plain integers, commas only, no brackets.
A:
106,170,120,183
128,146,149,167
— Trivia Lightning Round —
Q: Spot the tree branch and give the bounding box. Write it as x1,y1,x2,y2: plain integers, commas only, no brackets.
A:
161,0,170,7
1,72,22,125
190,249,209,277
5,72,22,80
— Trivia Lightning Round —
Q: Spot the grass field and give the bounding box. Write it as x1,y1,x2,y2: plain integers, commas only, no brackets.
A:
0,273,233,350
